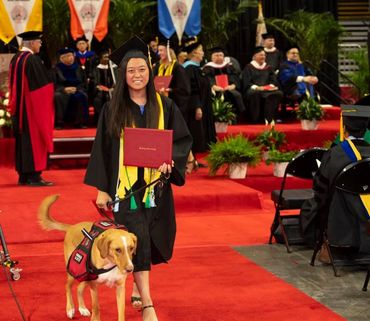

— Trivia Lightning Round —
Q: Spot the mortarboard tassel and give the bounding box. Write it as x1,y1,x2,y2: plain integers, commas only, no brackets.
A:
340,111,344,141
145,192,151,209
167,39,172,63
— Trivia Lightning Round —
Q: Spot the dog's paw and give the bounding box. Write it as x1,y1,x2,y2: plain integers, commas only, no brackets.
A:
66,308,75,319
79,307,91,317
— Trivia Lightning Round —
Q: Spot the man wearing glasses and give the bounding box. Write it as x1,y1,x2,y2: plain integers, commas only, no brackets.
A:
278,46,318,102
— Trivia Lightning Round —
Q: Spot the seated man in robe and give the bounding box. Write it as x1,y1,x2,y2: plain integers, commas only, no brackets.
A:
241,47,282,125
262,33,283,73
53,47,89,129
301,105,370,259
278,46,318,102
92,49,117,125
203,47,245,119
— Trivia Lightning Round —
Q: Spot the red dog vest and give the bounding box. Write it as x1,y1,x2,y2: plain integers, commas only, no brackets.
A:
67,221,127,282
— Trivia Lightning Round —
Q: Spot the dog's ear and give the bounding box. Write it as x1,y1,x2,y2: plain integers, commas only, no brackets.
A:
130,233,137,255
96,235,111,259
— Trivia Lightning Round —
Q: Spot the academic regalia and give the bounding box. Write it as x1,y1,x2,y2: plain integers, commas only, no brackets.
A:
153,61,191,118
183,62,217,153
84,95,192,265
8,50,54,177
278,60,315,99
203,60,246,114
241,63,282,123
52,61,89,127
265,49,283,72
308,140,370,252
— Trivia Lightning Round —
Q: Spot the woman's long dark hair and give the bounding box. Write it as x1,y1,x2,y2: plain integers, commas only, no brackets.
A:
107,51,160,138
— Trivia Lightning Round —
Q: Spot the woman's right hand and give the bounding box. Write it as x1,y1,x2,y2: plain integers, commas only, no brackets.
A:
96,190,112,211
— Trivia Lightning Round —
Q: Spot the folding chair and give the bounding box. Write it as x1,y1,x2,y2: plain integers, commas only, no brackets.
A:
269,147,327,253
310,158,370,277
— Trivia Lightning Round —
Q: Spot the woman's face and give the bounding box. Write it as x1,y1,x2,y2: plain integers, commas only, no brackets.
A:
126,58,149,91
192,45,204,62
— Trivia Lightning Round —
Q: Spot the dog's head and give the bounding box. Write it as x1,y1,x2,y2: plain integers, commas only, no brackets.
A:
96,229,137,274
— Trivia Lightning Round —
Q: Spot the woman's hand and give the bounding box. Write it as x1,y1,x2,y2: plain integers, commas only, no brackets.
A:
96,190,112,210
158,161,174,176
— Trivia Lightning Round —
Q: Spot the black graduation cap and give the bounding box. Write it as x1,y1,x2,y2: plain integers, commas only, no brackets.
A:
75,35,88,43
18,31,42,41
57,47,75,56
182,37,201,54
252,46,265,55
109,35,149,66
209,47,226,55
340,104,370,139
262,33,275,40
286,44,300,53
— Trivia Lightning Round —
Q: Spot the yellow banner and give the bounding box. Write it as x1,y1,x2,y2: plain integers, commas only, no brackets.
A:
0,0,42,44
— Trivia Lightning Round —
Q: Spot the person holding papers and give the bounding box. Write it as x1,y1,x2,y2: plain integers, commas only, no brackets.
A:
203,47,245,118
241,46,283,125
84,36,192,321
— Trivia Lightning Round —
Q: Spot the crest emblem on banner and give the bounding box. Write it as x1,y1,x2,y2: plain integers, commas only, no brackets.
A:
11,6,28,23
171,1,187,18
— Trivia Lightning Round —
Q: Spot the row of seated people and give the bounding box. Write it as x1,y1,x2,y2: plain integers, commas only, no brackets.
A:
52,36,115,129
51,33,318,131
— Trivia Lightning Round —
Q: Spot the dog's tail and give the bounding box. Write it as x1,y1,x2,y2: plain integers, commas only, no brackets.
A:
38,194,70,232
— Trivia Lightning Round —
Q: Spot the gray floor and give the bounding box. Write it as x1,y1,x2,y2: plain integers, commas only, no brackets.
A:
235,244,370,321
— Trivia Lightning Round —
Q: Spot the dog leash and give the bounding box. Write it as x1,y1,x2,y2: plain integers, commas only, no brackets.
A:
107,173,170,207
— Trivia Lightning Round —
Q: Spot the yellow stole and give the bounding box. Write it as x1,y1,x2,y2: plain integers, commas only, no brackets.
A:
158,60,176,76
117,93,164,209
345,139,370,216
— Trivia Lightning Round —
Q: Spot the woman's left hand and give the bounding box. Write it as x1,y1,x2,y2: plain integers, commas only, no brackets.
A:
158,161,174,175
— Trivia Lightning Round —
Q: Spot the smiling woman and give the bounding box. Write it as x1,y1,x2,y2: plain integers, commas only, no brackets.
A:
84,36,192,321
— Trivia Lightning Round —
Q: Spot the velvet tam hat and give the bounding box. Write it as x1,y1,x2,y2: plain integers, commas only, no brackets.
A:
75,35,88,43
17,31,42,41
109,35,149,65
182,37,202,54
252,46,265,55
262,33,274,40
57,47,75,56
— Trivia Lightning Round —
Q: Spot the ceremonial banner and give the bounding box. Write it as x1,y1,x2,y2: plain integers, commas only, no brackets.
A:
255,0,266,46
0,0,42,44
158,0,201,41
68,0,109,42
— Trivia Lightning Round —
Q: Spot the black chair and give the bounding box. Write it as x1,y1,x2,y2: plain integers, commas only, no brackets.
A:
269,147,327,252
310,158,370,277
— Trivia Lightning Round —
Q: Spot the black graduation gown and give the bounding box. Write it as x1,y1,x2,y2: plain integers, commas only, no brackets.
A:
265,49,283,72
84,95,192,265
153,62,191,118
9,51,54,174
307,140,370,252
241,64,282,123
184,64,216,153
203,63,245,114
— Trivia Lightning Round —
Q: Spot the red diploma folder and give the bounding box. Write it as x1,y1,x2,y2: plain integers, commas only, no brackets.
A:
215,74,229,89
154,75,173,91
123,127,173,168
263,84,276,91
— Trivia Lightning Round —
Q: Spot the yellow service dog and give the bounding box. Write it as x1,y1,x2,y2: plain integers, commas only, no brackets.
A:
38,194,137,321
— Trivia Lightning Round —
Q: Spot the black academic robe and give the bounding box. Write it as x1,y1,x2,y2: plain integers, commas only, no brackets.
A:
309,139,370,252
265,49,283,72
84,95,192,264
184,63,216,153
241,63,282,123
153,62,191,118
8,51,54,174
203,63,245,114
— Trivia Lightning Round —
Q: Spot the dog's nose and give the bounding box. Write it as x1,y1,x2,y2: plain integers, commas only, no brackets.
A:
126,265,134,273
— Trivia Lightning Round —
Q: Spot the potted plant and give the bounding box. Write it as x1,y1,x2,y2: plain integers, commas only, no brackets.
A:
265,149,298,177
0,91,12,138
206,134,261,179
212,94,236,133
255,127,286,160
296,97,324,130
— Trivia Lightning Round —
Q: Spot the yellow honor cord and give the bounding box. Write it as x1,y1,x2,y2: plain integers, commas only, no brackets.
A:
117,93,165,207
158,60,176,77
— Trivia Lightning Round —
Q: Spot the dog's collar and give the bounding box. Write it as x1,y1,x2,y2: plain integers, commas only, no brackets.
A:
89,263,117,275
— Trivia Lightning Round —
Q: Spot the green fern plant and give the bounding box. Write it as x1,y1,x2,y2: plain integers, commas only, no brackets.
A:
296,97,324,121
345,48,370,97
265,150,298,165
212,94,236,123
206,134,261,176
265,10,343,73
